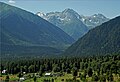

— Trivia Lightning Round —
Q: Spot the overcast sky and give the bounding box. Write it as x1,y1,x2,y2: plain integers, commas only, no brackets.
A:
1,0,120,18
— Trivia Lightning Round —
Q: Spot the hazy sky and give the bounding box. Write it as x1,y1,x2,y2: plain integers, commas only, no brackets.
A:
1,0,120,18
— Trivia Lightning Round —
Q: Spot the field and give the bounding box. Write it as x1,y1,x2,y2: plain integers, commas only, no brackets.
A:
1,72,120,82
24,73,73,82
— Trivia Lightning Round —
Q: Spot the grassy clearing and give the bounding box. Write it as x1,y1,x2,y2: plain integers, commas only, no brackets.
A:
23,73,120,82
0,73,120,82
0,74,19,81
24,73,73,82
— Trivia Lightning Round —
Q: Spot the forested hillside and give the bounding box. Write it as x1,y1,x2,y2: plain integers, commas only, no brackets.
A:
64,16,120,56
0,2,74,56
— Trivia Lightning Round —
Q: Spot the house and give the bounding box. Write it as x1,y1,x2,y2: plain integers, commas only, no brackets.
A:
45,73,51,77
2,70,7,74
19,77,25,81
23,72,26,74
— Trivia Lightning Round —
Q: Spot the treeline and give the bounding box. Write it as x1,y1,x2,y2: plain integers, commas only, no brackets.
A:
1,54,120,81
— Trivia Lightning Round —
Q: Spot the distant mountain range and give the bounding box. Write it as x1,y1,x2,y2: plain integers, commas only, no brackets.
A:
64,16,120,56
0,2,74,56
37,8,109,40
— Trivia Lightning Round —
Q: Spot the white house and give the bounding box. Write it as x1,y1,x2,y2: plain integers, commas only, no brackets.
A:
23,72,26,74
20,77,25,81
2,70,7,74
45,73,51,77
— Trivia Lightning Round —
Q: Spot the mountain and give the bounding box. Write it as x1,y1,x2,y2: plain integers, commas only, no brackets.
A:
80,14,109,29
37,8,109,40
64,16,120,56
37,8,89,40
0,2,75,56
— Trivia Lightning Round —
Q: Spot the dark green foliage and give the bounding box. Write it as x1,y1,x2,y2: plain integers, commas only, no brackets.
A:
106,73,114,82
17,73,23,78
79,73,87,81
0,54,120,82
1,44,62,57
79,73,82,80
52,78,54,82
100,75,106,82
80,62,84,70
64,16,120,56
66,78,80,82
5,75,9,82
83,70,87,78
39,71,43,76
33,76,36,82
73,76,76,80
96,69,100,75
78,70,87,81
66,68,71,74
92,74,99,81
53,65,60,72
79,73,81,77
43,79,55,82
87,68,93,77
72,67,78,77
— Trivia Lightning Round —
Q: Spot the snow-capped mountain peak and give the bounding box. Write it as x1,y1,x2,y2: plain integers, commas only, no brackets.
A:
92,13,107,19
36,12,45,17
81,13,109,29
36,9,109,40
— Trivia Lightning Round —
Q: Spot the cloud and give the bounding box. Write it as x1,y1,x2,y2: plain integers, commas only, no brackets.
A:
8,0,15,4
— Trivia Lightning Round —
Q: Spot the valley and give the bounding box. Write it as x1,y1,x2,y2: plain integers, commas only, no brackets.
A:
0,1,120,82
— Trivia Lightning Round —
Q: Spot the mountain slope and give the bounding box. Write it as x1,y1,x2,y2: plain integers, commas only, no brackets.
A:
0,2,75,56
37,8,89,40
64,16,120,56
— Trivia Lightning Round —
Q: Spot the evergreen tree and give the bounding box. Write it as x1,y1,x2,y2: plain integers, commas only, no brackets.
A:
66,68,71,74
72,67,78,77
33,76,37,82
87,68,93,77
100,75,106,82
5,75,9,82
92,74,99,81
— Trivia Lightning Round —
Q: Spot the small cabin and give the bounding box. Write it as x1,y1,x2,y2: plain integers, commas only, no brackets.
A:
2,70,7,74
45,73,51,77
20,77,25,81
23,72,26,74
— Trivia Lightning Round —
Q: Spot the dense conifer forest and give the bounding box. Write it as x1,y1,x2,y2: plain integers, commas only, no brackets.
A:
0,54,120,82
